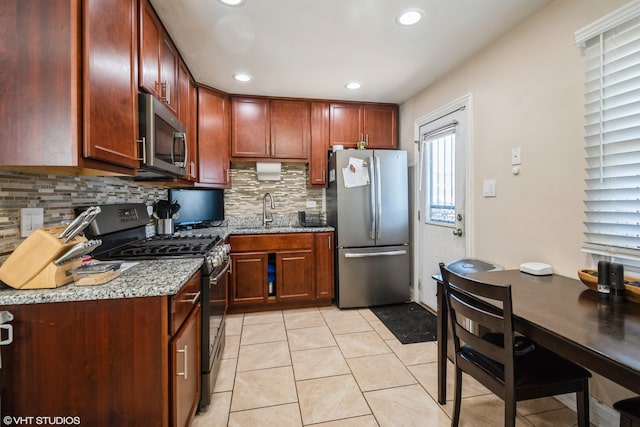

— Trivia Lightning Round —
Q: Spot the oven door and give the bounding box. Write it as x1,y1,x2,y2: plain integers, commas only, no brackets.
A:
209,257,229,339
200,255,230,410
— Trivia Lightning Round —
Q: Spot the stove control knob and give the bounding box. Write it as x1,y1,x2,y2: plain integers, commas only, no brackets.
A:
212,254,223,267
220,244,231,256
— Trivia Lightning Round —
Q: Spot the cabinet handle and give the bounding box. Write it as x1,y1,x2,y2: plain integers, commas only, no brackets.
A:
139,137,147,163
322,170,325,182
226,168,230,183
181,291,201,305
176,345,188,379
328,235,332,250
161,81,171,104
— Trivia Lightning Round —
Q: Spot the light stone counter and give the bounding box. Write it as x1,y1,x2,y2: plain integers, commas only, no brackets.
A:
0,258,202,306
0,225,334,306
226,225,334,235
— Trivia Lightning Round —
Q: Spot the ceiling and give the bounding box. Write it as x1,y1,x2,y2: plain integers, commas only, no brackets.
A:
150,0,552,104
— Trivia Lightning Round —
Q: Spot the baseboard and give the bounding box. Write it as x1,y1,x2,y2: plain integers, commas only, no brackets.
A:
555,394,620,426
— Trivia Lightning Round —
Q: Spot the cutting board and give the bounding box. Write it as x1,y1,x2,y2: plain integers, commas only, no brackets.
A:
0,225,87,289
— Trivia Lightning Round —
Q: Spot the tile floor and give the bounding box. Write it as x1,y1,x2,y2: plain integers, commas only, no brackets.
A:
192,305,586,427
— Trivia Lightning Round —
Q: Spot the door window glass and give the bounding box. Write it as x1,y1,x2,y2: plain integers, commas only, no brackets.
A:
425,129,456,224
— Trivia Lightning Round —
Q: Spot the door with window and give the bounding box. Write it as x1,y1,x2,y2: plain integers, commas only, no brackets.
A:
417,103,469,311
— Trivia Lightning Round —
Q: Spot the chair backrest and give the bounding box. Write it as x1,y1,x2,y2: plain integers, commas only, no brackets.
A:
439,263,516,390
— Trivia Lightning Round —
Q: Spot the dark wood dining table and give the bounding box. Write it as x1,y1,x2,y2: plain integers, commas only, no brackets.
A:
434,269,640,404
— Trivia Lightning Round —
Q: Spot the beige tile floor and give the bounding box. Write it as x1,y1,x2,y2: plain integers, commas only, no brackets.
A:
192,305,586,427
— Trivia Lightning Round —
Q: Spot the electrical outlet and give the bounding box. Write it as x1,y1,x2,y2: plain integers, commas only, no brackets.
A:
306,200,317,208
20,208,44,237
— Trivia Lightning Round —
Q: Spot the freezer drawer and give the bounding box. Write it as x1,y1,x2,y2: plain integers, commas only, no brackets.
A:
336,245,410,308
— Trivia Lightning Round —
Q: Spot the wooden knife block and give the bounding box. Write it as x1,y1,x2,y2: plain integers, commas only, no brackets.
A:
0,225,87,289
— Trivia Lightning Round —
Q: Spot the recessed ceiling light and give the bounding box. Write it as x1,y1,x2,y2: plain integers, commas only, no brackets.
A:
396,9,423,26
345,82,361,90
233,73,252,82
218,0,245,6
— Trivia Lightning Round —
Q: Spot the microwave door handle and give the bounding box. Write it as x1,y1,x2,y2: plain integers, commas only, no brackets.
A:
172,132,186,167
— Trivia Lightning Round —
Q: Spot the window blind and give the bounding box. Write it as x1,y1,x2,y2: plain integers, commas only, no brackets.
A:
577,4,640,261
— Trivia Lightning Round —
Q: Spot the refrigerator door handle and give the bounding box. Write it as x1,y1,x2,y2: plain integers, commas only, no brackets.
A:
368,156,376,240
344,250,407,258
375,155,382,239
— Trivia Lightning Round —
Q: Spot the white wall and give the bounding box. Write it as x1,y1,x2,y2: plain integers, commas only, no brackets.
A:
399,0,635,406
400,0,627,277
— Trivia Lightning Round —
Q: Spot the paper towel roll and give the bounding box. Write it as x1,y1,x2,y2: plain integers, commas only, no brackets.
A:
256,162,281,181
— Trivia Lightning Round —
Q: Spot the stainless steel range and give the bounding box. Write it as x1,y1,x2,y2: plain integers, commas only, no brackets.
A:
83,203,229,411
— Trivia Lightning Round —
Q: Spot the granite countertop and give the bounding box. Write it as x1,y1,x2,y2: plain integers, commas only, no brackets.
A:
0,224,334,306
175,224,334,237
0,258,202,306
226,225,334,235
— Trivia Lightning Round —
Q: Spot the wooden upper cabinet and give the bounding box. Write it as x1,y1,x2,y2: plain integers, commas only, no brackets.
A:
309,102,330,187
139,0,179,115
270,100,310,159
231,97,270,158
0,0,139,173
178,60,197,181
84,0,140,169
231,97,309,160
363,104,398,149
198,87,230,187
329,103,363,148
329,102,398,149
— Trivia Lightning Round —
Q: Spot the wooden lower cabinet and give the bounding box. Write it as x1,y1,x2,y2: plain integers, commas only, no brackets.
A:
228,232,333,312
277,249,314,301
0,271,202,427
231,252,268,304
172,304,201,427
314,232,334,299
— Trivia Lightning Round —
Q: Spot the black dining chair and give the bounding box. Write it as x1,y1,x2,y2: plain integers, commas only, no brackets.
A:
614,397,640,426
439,263,591,427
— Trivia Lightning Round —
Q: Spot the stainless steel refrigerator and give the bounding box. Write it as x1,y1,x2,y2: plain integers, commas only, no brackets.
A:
327,149,410,308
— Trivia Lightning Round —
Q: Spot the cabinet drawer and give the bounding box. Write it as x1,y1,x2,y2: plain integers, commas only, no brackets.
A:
170,270,201,335
230,233,312,252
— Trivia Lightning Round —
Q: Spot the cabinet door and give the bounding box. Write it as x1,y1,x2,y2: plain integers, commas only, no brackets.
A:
329,103,362,148
363,104,398,149
199,87,230,186
139,0,161,97
231,97,270,158
230,252,268,304
172,304,201,427
178,61,197,181
159,34,179,114
83,0,139,169
270,99,310,159
314,232,334,299
309,102,329,187
276,249,313,301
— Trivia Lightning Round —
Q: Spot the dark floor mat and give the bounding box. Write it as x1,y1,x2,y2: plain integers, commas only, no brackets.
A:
370,302,437,344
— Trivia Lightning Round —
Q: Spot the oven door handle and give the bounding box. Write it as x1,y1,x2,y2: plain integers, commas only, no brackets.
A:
210,257,231,285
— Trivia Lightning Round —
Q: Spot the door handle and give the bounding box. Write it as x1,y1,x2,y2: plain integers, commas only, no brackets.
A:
453,228,463,237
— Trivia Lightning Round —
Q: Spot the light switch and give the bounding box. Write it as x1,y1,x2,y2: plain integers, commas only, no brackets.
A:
511,147,522,165
20,208,44,237
306,200,317,208
483,179,496,197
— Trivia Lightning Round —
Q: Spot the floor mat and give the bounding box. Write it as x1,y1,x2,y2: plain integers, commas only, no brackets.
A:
370,302,437,344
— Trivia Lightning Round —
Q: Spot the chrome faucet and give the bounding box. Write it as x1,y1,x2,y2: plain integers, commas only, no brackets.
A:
263,192,275,226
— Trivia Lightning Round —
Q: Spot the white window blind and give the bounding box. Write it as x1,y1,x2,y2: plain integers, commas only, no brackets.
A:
576,2,640,261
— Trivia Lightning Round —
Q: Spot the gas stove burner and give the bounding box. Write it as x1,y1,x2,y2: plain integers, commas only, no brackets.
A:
100,234,222,260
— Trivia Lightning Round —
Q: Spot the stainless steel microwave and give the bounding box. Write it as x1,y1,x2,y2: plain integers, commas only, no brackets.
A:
138,93,187,177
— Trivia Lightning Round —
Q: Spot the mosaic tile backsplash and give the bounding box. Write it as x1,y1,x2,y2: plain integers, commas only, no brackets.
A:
0,164,324,263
